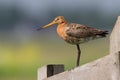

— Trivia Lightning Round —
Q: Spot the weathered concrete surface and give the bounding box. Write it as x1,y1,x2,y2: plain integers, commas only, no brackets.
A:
110,16,120,54
38,65,64,80
44,52,120,80
109,16,120,80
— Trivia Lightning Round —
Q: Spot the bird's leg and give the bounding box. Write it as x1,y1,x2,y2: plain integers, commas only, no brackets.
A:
76,44,81,67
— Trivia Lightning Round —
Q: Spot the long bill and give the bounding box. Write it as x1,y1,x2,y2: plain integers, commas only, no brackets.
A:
37,21,57,31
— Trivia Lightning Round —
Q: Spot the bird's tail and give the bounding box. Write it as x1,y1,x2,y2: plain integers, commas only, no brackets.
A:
98,30,109,37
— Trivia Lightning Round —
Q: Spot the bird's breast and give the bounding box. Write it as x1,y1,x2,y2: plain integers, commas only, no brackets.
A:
56,23,90,44
57,24,67,40
57,24,83,44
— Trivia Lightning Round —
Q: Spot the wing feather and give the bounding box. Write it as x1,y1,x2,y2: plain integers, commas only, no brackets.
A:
65,23,106,38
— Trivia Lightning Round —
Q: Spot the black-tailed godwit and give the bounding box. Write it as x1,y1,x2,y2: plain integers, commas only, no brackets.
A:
37,16,108,67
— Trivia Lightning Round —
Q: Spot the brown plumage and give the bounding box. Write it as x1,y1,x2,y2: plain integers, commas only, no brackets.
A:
37,16,108,67
57,22,108,44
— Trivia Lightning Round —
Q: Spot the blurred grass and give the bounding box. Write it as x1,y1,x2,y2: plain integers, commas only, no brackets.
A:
0,36,109,80
0,76,36,80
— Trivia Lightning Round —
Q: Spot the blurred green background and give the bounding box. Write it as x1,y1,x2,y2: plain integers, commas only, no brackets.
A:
0,0,120,80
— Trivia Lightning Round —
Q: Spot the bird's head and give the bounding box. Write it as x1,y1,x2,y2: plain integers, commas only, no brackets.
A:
37,16,67,31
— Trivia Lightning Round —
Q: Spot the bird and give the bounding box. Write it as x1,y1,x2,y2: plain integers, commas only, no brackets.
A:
37,16,108,67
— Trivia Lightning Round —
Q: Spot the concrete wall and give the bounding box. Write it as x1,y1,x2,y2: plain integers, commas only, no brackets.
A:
110,16,120,54
38,16,120,80
38,65,64,80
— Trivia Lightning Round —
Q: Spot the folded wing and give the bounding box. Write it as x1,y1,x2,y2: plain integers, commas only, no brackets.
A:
66,23,108,38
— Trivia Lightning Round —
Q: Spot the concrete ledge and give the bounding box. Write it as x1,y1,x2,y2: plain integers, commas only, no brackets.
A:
110,16,120,54
38,64,64,80
43,52,120,80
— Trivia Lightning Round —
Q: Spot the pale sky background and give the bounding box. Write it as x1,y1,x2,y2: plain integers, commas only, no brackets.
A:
0,0,120,20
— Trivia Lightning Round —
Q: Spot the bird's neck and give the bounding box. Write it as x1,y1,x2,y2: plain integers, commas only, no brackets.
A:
57,22,67,39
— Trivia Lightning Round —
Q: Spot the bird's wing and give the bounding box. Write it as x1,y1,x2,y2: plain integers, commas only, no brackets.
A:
65,23,102,38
